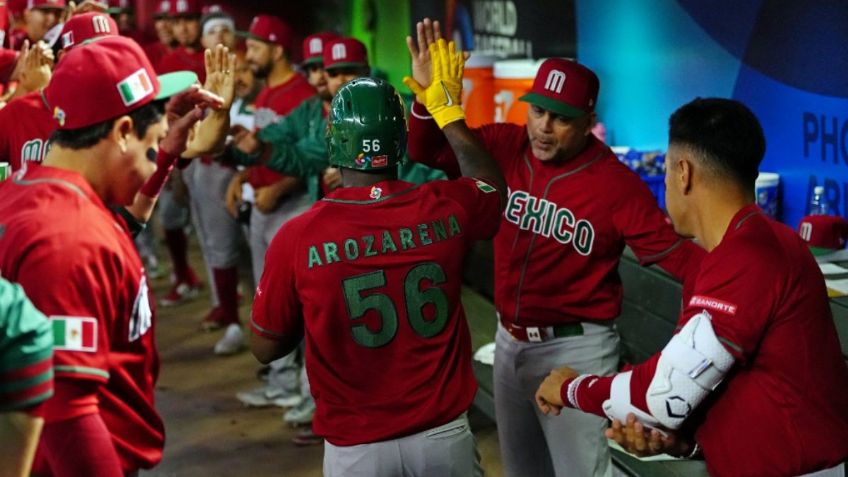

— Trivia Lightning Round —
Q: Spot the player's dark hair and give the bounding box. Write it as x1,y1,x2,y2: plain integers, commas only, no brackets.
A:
668,98,765,189
50,100,166,150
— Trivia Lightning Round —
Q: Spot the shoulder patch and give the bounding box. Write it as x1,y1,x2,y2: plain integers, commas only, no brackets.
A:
689,295,737,315
51,316,97,352
475,180,496,193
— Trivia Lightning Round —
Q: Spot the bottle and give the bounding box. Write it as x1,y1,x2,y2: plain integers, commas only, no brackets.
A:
809,186,829,215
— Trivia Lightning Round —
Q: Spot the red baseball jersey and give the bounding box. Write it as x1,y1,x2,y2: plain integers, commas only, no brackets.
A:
247,73,315,188
565,204,848,476
408,107,703,326
0,166,163,471
0,47,16,84
251,178,501,446
0,90,55,171
155,45,205,83
142,41,170,68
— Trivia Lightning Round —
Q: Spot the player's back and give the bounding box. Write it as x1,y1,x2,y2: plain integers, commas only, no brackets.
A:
281,178,499,446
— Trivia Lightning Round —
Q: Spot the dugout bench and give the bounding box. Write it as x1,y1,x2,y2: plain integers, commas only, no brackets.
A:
462,245,848,477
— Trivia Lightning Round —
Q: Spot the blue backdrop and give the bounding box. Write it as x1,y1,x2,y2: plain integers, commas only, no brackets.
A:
576,0,848,229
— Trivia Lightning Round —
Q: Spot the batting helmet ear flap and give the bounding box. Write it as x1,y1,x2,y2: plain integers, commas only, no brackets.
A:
326,77,407,171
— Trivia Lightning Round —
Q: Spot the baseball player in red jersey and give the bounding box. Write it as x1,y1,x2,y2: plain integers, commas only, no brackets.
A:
143,0,174,67
0,36,208,476
406,21,704,477
154,0,205,308
536,98,848,477
0,12,118,172
180,5,243,349
155,0,204,82
216,14,315,354
0,278,53,477
250,39,506,476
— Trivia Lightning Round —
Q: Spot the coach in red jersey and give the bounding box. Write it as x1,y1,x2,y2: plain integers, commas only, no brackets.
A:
406,21,704,477
536,98,848,477
0,36,202,476
251,40,506,476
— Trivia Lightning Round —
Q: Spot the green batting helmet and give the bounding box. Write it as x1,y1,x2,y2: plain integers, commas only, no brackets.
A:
326,77,407,171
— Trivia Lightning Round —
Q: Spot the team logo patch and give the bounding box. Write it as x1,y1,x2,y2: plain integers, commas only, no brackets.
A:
116,68,154,107
52,316,97,352
53,107,66,127
475,180,496,193
369,186,382,199
689,295,737,315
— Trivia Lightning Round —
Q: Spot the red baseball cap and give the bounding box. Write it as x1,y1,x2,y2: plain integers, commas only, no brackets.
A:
302,32,339,66
152,0,170,19
168,0,199,17
240,14,292,51
519,58,599,119
105,0,130,14
8,0,27,16
323,37,368,71
27,0,65,10
59,12,118,51
798,215,848,250
45,36,197,130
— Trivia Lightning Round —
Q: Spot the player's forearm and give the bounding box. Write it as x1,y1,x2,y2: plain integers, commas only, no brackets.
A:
265,140,328,179
249,329,302,364
560,374,613,417
442,120,507,209
408,101,462,178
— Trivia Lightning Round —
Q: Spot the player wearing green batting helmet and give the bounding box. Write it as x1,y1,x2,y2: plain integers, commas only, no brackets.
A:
326,77,407,171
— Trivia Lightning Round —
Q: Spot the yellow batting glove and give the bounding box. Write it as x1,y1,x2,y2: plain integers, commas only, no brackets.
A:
402,39,465,129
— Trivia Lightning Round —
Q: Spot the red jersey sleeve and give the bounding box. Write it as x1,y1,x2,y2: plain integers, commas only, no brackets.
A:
0,48,17,84
434,177,503,241
250,221,304,340
612,169,705,283
16,237,114,384
681,244,770,364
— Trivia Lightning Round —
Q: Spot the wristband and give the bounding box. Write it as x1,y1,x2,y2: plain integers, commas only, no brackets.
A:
139,149,179,198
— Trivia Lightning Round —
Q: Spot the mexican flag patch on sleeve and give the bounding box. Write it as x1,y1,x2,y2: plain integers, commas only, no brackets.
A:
52,316,98,352
475,180,496,193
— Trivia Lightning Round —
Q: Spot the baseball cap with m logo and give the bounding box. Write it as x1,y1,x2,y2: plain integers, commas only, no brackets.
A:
519,58,599,119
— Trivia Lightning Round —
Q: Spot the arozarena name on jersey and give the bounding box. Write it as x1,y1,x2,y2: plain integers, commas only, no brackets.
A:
307,214,462,268
504,189,595,255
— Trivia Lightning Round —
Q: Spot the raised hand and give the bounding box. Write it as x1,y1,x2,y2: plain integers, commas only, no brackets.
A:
203,44,236,111
405,18,442,90
402,39,465,128
18,40,53,94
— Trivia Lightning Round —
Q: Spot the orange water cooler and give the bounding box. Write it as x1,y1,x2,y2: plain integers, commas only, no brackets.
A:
462,55,496,127
493,59,542,125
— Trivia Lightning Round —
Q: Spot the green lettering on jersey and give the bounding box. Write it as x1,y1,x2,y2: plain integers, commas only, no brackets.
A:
323,241,341,264
432,219,448,241
552,209,574,245
504,190,528,224
307,246,323,268
574,219,595,256
448,215,462,236
344,238,360,260
363,235,377,257
520,196,546,233
417,223,432,245
381,230,398,253
399,228,416,250
541,201,557,237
